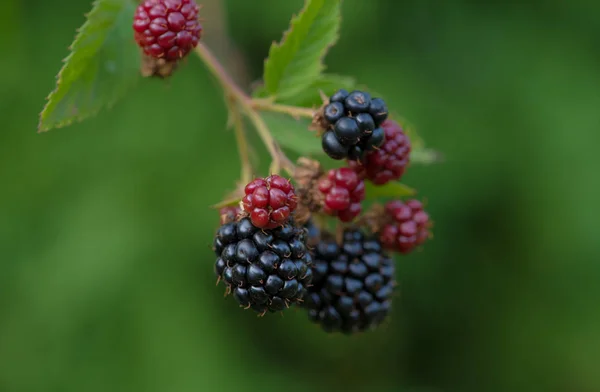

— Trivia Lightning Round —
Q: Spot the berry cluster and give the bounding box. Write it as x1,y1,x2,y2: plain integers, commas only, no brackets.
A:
214,217,313,315
208,78,432,334
350,119,411,185
380,200,432,254
318,167,365,222
133,0,202,61
241,175,297,229
302,229,395,333
321,89,389,161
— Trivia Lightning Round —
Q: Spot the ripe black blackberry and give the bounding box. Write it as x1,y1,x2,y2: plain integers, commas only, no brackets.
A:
213,217,313,315
320,89,389,161
302,228,396,333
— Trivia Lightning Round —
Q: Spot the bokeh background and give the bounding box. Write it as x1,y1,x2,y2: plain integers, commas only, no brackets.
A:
2,0,600,391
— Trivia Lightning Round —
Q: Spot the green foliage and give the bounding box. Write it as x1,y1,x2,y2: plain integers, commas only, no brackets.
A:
278,73,356,108
261,112,324,156
262,0,342,101
38,0,139,133
364,181,416,200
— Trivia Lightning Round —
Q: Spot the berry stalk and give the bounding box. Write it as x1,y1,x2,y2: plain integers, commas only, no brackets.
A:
194,42,297,175
251,99,316,119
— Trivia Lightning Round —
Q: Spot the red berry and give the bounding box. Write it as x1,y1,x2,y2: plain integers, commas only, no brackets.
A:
318,168,365,222
133,0,202,61
350,119,411,185
241,175,297,229
380,199,431,254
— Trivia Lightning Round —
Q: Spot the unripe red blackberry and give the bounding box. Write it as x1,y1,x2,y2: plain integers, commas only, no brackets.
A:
213,217,313,315
350,120,411,185
133,0,202,61
318,168,365,222
380,199,431,254
241,175,297,229
302,228,396,334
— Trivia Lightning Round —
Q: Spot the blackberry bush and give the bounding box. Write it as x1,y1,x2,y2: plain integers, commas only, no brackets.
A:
302,229,396,334
213,217,313,315
41,0,438,332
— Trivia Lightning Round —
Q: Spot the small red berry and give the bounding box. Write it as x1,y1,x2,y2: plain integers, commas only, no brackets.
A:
318,168,365,222
350,119,411,185
380,199,431,254
241,175,297,229
133,0,202,61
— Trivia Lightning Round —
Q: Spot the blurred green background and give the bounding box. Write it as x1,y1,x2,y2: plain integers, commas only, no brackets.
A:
2,0,600,391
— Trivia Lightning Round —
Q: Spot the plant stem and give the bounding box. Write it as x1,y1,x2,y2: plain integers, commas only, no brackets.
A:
229,102,253,184
194,42,248,101
194,42,297,175
251,100,316,119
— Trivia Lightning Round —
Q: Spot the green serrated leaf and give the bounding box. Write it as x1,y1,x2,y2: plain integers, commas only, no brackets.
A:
277,73,355,108
39,0,140,133
365,181,416,200
261,112,324,156
263,0,341,101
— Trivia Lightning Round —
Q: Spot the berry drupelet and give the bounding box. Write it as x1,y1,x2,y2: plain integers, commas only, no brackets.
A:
350,119,411,185
214,217,313,315
318,167,365,222
133,0,202,61
241,175,297,229
302,229,396,334
380,199,431,254
321,89,389,161
218,206,240,225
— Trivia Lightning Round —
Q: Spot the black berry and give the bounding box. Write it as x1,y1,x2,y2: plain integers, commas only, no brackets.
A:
360,126,385,151
301,229,395,333
318,89,389,160
322,130,350,160
368,98,389,126
344,91,371,114
355,113,375,135
330,89,349,103
334,117,361,145
214,217,313,314
324,102,345,124
350,119,410,185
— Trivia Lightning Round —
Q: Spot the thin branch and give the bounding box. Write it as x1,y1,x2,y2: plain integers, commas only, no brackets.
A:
194,42,297,175
194,42,248,101
229,101,253,183
244,108,295,175
251,99,316,119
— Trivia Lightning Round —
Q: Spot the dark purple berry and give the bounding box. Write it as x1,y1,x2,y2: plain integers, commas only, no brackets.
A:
355,113,375,135
213,217,311,314
324,102,345,124
347,145,365,162
334,117,361,145
322,131,349,160
301,229,396,333
345,91,371,114
361,126,385,151
330,89,349,103
368,98,389,125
